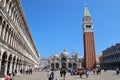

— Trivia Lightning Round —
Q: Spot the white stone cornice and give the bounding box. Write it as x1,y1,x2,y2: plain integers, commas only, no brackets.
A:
84,29,94,32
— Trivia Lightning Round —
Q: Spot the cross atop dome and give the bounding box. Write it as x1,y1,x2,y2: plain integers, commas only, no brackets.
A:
63,48,67,52
61,48,68,57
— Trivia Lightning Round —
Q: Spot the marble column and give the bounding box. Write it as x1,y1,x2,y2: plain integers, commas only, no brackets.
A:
3,0,6,7
0,59,1,71
59,62,61,68
13,62,16,72
0,22,2,38
10,35,13,46
1,26,5,40
54,63,56,70
9,61,13,74
4,61,8,76
6,1,10,12
5,28,8,42
16,63,19,75
9,4,13,16
21,63,23,71
7,32,11,44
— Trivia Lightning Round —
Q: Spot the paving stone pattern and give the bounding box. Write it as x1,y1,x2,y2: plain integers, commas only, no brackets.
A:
13,70,120,80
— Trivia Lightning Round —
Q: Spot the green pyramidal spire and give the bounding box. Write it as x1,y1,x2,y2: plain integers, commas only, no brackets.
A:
84,5,91,17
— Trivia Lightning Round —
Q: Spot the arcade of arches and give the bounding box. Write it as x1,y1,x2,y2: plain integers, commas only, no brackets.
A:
0,49,35,78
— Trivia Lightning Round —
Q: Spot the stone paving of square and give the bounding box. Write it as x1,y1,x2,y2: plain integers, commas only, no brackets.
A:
13,70,120,80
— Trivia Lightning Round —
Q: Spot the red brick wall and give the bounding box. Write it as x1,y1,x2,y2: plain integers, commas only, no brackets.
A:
84,32,96,69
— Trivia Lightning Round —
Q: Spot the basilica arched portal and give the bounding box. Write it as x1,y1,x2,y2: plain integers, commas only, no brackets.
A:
55,63,59,69
73,63,77,70
68,63,72,68
61,62,66,68
51,63,54,70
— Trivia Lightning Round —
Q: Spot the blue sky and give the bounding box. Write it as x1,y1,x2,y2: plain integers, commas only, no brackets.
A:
21,0,120,58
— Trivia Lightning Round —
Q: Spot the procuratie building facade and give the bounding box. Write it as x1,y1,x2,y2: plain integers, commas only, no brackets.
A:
0,0,40,78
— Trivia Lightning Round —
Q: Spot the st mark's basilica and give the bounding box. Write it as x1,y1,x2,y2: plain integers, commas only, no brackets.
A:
50,49,83,70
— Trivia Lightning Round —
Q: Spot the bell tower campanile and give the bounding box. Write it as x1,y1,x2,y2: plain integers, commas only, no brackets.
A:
83,5,96,69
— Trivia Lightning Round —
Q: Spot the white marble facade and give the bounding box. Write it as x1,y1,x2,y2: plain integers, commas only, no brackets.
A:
0,0,40,78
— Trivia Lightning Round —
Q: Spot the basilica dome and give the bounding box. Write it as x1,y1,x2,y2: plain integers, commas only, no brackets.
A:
53,53,59,58
61,49,68,57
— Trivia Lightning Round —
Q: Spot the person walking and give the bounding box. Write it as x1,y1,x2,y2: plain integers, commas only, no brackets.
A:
60,68,63,77
51,71,54,80
104,68,107,72
63,68,66,80
85,69,89,78
93,69,96,75
116,67,119,75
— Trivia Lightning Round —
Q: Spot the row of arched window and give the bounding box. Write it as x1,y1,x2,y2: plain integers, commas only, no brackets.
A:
103,46,120,56
50,62,78,69
103,55,120,63
0,16,24,54
0,50,32,75
0,0,25,31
